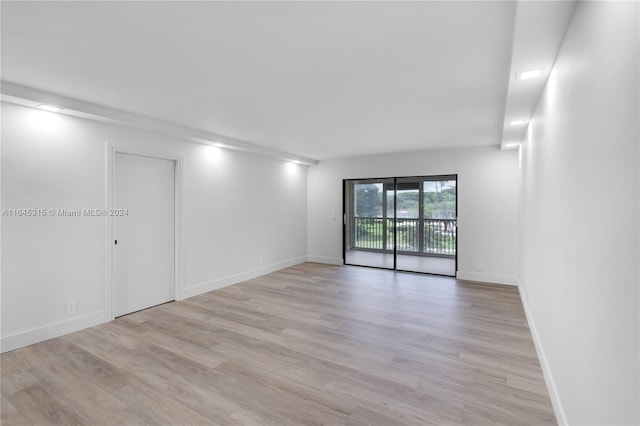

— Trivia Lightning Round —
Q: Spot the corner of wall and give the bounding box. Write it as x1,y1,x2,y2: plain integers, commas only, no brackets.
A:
456,271,518,286
180,256,307,300
306,255,343,266
517,277,568,425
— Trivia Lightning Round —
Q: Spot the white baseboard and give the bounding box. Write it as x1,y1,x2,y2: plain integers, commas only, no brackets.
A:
456,270,518,286
181,256,307,299
306,255,343,265
2,257,308,353
518,278,567,425
1,310,110,354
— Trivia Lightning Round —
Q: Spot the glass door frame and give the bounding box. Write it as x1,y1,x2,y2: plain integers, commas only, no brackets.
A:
343,177,396,270
342,174,458,277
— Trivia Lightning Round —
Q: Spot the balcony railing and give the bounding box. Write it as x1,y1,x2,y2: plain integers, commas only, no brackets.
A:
353,217,456,256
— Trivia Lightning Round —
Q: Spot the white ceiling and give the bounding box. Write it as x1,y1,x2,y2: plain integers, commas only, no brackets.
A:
2,1,556,160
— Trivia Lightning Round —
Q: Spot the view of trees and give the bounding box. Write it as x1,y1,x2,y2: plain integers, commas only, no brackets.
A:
424,180,456,219
354,180,456,219
354,183,382,217
352,179,457,255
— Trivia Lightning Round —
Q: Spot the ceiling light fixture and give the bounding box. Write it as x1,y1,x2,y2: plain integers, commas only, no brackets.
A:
509,119,527,126
37,104,64,112
515,67,546,81
503,142,520,150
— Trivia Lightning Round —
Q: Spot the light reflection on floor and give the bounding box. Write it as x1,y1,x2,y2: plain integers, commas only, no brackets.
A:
345,250,456,276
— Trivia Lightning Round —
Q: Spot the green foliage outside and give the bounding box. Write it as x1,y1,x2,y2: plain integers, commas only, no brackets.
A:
354,218,456,254
354,181,456,219
354,184,382,217
353,180,456,254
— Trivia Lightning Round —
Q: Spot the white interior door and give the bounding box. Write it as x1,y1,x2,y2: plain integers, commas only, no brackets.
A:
114,153,175,317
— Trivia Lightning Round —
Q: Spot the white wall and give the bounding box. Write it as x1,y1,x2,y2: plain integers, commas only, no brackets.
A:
1,102,307,352
519,2,639,424
307,146,519,284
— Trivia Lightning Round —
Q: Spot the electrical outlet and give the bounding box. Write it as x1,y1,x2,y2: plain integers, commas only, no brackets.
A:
477,262,484,271
66,301,77,315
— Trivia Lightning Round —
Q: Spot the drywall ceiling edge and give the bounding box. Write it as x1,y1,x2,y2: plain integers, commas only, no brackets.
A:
500,0,577,150
0,81,319,166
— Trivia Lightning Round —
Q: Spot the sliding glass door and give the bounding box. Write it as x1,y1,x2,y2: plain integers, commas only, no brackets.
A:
395,176,457,275
344,175,457,276
344,178,395,269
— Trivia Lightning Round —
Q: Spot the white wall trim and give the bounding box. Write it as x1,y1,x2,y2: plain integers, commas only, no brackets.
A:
0,310,110,354
456,271,518,286
106,144,184,319
306,255,343,265
518,278,568,425
181,256,307,299
1,257,307,353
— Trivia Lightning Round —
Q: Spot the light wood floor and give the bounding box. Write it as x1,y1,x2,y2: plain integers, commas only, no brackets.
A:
1,263,555,425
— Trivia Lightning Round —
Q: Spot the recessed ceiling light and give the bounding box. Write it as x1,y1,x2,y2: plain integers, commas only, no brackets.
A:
516,67,546,81
503,142,520,149
509,119,527,126
38,104,64,112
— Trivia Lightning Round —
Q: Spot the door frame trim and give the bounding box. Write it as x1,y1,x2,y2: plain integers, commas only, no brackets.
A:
106,143,183,320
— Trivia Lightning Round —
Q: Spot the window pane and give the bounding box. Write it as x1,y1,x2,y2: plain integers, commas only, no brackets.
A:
354,183,382,217
423,180,456,219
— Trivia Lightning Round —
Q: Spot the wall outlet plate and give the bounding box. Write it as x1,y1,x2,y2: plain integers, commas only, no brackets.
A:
66,301,77,315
